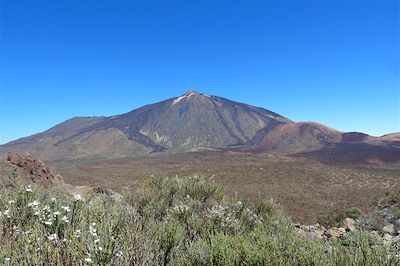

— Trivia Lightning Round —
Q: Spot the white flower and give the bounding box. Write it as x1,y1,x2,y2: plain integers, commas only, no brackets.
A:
44,220,53,226
61,206,71,212
84,257,93,263
51,197,57,202
61,216,69,223
74,194,82,201
75,229,81,238
94,238,100,244
53,211,61,217
116,250,123,258
8,200,15,205
47,233,57,242
5,257,10,261
25,185,33,192
89,224,97,237
28,200,40,208
172,204,190,213
3,209,11,218
98,246,103,251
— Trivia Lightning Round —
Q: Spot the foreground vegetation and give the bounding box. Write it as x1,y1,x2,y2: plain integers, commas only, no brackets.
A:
0,176,397,265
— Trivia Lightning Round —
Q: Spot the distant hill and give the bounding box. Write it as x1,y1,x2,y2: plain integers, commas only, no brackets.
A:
1,90,399,164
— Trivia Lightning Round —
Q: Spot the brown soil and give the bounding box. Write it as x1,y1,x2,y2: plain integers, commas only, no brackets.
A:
49,151,400,223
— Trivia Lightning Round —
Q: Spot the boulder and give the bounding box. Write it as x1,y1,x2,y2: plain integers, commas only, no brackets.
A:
383,233,394,245
6,152,64,188
294,227,308,238
325,227,345,240
343,218,356,232
294,224,326,240
382,224,396,235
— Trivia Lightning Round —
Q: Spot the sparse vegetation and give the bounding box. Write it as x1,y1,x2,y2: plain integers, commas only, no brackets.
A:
381,191,400,206
394,207,400,220
318,207,362,228
51,152,400,224
0,176,397,265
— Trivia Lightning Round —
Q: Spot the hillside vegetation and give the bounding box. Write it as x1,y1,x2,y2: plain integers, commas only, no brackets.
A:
0,176,397,265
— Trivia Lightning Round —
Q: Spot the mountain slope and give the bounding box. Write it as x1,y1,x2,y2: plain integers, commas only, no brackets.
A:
236,121,400,164
0,90,290,161
1,90,398,163
244,122,342,154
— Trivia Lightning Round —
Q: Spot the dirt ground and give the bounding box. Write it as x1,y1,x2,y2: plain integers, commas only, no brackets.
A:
49,151,400,223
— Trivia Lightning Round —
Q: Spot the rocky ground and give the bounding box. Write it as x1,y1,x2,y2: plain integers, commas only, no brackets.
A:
296,194,400,248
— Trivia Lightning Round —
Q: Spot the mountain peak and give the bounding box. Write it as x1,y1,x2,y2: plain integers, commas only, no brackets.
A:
173,90,207,105
184,89,199,95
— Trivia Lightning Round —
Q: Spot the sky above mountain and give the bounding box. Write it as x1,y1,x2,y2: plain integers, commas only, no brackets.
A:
0,0,399,144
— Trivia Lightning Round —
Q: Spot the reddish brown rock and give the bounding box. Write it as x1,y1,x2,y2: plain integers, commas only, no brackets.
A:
7,152,64,188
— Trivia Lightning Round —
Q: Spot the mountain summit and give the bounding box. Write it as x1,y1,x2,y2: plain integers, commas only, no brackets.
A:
1,91,398,163
1,91,289,160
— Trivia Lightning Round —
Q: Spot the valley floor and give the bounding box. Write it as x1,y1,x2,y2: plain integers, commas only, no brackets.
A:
50,151,400,223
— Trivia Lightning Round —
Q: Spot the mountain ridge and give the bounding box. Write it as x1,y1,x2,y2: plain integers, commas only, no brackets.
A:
1,90,399,163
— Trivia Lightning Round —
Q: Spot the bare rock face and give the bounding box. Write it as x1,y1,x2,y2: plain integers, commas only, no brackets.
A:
6,152,64,188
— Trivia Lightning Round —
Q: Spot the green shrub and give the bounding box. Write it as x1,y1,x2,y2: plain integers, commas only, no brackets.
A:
0,176,396,265
393,207,400,220
381,191,400,205
318,207,362,228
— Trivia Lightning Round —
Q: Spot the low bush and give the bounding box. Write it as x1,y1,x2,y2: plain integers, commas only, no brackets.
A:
380,191,400,206
317,207,362,228
0,176,396,265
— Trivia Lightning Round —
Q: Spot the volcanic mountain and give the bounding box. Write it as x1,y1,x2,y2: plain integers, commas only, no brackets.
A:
0,90,289,160
239,123,400,165
1,90,399,164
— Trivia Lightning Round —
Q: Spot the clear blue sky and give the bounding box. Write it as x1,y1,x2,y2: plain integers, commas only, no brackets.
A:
0,0,399,144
